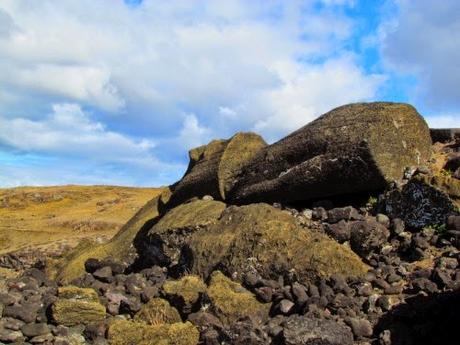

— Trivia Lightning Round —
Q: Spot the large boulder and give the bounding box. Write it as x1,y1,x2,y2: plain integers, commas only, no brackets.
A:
380,175,459,229
228,102,432,204
144,200,368,283
145,200,226,269
166,132,267,208
52,286,106,326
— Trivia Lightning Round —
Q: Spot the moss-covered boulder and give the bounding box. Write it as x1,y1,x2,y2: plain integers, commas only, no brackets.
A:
134,298,181,325
57,286,100,302
54,194,162,283
207,271,270,326
429,175,460,202
167,132,267,208
162,275,207,315
228,102,432,204
188,203,368,282
145,200,226,268
107,319,199,345
52,286,106,326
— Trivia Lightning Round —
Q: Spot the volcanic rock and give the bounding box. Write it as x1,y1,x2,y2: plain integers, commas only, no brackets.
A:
228,102,431,204
52,286,106,326
206,271,270,326
167,132,267,208
187,203,368,281
281,315,353,345
107,319,199,345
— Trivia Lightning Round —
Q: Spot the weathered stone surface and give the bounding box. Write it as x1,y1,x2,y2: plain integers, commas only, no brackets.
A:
52,300,106,327
57,286,100,302
380,176,458,229
52,286,106,326
167,132,267,208
134,298,181,325
346,317,373,338
162,275,207,315
21,323,50,337
107,319,199,345
93,266,113,283
0,328,24,343
281,315,353,345
327,207,360,224
3,303,40,323
207,271,270,326
228,102,431,204
188,203,368,282
325,220,351,243
350,219,390,258
145,200,226,268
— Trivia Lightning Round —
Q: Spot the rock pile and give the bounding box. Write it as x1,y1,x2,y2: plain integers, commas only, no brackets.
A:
1,102,460,345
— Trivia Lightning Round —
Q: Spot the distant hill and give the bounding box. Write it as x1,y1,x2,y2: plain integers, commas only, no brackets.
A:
0,185,162,256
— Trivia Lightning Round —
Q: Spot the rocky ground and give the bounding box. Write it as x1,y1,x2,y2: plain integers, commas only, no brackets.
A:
1,201,460,345
1,103,459,345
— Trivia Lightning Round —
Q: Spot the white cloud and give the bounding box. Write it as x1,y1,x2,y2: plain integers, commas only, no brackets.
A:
174,114,213,153
14,65,125,112
382,0,460,110
0,0,389,186
253,56,385,140
425,114,460,129
0,103,156,165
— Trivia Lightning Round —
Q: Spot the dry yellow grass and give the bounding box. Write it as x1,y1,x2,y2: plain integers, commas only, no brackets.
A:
0,185,162,256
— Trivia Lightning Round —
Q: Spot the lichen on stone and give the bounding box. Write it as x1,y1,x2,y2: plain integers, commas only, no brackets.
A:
107,319,199,345
134,298,182,325
207,271,270,326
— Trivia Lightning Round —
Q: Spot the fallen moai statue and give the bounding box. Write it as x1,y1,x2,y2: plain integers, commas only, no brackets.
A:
228,102,432,204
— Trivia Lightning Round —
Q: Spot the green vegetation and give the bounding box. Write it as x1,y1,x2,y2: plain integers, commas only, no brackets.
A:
207,271,270,326
107,320,199,345
134,298,182,325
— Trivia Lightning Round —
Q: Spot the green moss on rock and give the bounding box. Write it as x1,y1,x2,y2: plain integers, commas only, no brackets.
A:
207,271,270,326
57,286,100,302
189,203,368,282
167,132,267,208
147,200,226,265
134,298,181,325
228,102,432,204
107,320,199,345
162,275,207,307
52,286,105,326
151,200,226,235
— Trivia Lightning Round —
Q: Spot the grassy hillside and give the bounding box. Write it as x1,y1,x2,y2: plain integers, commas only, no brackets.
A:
0,185,162,256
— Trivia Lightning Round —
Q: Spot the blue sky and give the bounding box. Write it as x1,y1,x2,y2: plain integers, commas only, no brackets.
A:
0,0,459,187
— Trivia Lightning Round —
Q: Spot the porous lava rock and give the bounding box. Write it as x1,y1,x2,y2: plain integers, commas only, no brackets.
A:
228,102,431,204
144,201,368,282
167,132,267,208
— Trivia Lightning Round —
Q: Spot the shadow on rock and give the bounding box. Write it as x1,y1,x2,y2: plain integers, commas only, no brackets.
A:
128,216,165,272
374,289,460,345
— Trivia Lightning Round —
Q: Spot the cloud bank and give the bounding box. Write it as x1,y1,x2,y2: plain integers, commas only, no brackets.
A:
0,0,458,187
